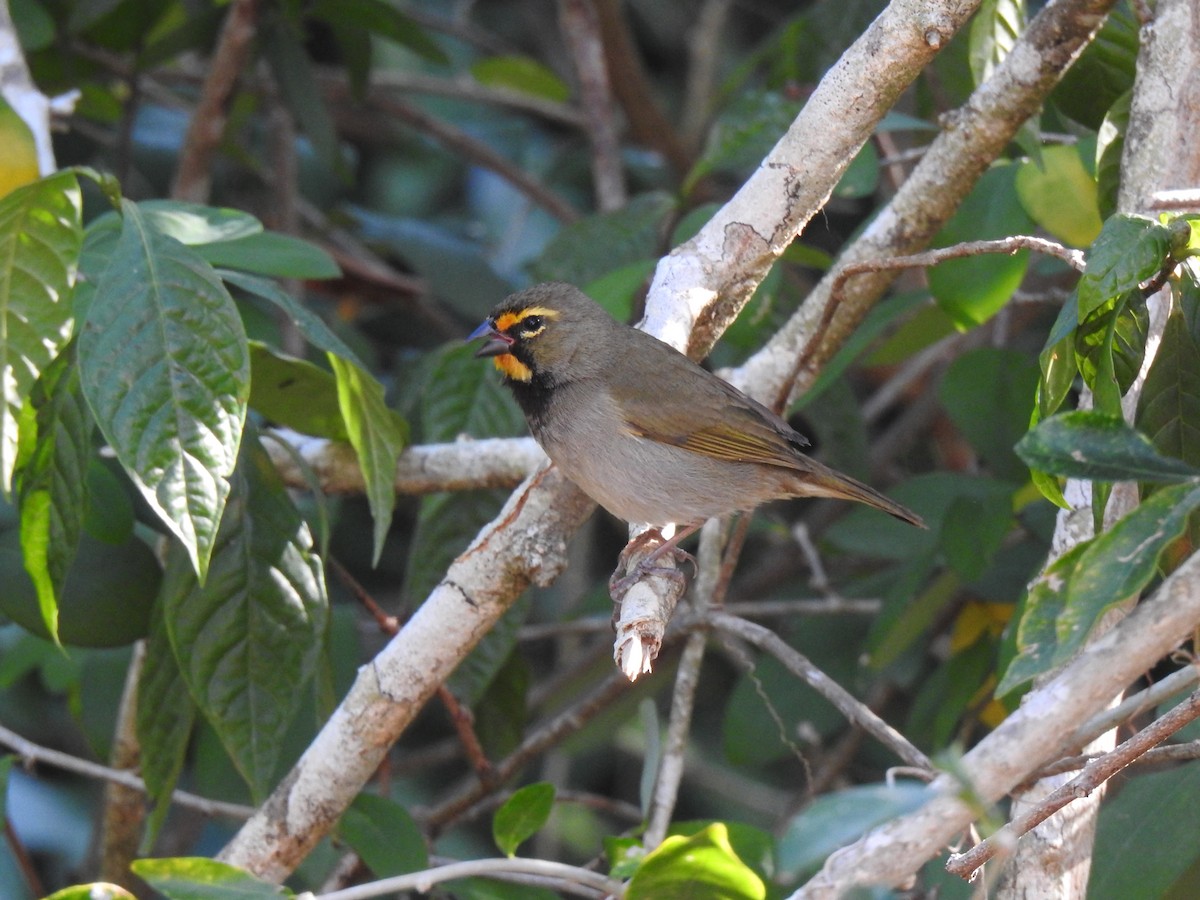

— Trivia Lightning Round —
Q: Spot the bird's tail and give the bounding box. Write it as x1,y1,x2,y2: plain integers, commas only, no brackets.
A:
797,462,926,528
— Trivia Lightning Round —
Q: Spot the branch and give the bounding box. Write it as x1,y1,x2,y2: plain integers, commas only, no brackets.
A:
170,0,258,202
792,548,1200,897
704,612,933,771
946,690,1200,880
729,0,1116,406
0,722,254,820
309,856,622,900
261,430,545,495
219,467,594,879
642,0,984,361
219,0,986,878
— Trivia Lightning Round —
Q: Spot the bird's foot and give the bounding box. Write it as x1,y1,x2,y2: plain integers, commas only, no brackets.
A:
608,527,697,602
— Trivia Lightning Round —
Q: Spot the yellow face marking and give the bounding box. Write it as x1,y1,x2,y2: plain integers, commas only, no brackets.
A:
495,305,559,340
493,353,532,381
488,306,559,382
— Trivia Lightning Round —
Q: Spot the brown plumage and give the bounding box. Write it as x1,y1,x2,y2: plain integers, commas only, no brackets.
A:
469,282,924,542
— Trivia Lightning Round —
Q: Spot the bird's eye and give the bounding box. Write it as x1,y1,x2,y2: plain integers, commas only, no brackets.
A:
520,315,545,335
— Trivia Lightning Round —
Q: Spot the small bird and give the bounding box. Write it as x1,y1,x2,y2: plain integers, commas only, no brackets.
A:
470,283,924,586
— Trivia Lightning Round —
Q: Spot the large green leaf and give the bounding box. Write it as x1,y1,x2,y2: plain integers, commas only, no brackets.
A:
219,269,364,367
1090,752,1200,899
196,232,340,280
14,345,92,640
1095,90,1131,220
161,436,328,800
1050,2,1138,130
79,200,249,579
1077,215,1170,319
775,782,930,882
0,171,82,494
686,90,803,190
1016,411,1200,483
531,191,675,287
1137,309,1200,468
249,343,348,441
939,347,1038,483
968,0,1024,85
928,164,1035,328
329,353,407,565
338,793,428,878
126,200,263,245
998,482,1200,694
628,823,766,899
1015,143,1102,247
493,782,555,857
137,600,197,845
130,858,292,900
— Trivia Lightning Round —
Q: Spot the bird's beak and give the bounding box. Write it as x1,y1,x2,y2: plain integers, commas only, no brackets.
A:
468,320,515,358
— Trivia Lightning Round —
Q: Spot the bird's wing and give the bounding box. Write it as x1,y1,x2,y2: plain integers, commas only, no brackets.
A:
609,338,811,468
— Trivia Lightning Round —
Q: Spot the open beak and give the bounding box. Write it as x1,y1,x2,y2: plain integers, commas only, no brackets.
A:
468,320,515,358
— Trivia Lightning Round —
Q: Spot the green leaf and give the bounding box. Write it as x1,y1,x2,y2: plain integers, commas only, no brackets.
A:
686,90,803,190
1000,484,1200,693
161,435,328,800
1095,90,1131,220
776,782,930,882
197,232,340,280
997,541,1085,695
1036,329,1077,421
219,269,364,367
129,200,263,245
130,857,293,899
262,17,344,176
831,141,879,199
329,354,407,566
0,171,82,494
1090,755,1200,899
471,646,531,756
15,345,92,641
338,793,428,878
1077,215,1170,319
79,200,249,580
1076,290,1148,419
940,347,1039,483
531,191,676,287
928,164,1035,328
1050,3,1138,130
1015,143,1103,247
968,0,1024,85
1136,308,1200,469
493,782,556,857
249,343,349,441
1015,411,1200,482
310,0,448,63
1050,482,1200,664
472,55,571,102
137,600,197,847
42,886,136,900
627,823,767,900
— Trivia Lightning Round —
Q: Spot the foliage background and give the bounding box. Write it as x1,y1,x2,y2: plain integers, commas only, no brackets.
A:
1,0,1198,897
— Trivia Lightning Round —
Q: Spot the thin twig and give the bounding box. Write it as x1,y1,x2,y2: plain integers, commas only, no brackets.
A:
831,238,1086,308
423,670,635,831
1034,738,1200,778
369,95,580,223
946,689,1200,881
0,723,254,820
313,856,622,900
702,612,933,771
1069,664,1200,752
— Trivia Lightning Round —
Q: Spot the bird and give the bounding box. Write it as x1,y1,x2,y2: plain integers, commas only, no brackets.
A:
469,282,925,589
